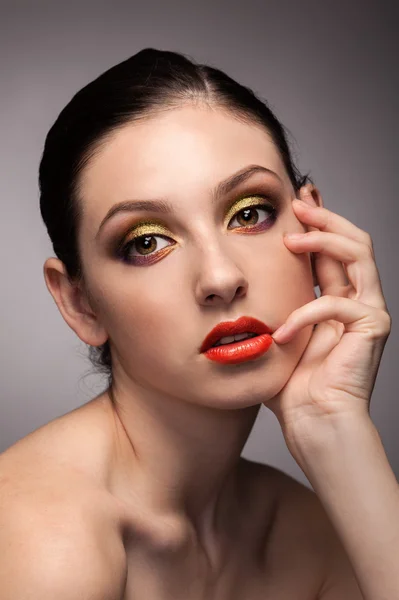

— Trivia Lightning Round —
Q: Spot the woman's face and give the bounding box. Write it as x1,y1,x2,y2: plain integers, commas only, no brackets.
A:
77,105,316,408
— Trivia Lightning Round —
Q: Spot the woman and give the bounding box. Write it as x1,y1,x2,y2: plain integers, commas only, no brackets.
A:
0,48,396,599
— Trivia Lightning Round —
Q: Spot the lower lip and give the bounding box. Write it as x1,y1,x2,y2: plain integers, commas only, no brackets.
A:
202,334,273,364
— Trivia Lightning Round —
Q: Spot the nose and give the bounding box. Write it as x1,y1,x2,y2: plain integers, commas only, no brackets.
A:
194,243,248,307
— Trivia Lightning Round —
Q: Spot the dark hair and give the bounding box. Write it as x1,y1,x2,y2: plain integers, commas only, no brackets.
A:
39,47,312,390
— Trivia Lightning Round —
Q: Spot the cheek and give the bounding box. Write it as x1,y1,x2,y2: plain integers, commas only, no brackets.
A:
255,205,315,305
282,250,314,304
255,238,314,317
97,282,178,367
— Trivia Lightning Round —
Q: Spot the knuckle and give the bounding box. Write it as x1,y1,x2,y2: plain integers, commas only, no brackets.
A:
379,310,392,335
369,310,392,338
361,230,372,244
321,212,332,230
362,242,374,259
362,231,374,252
321,294,337,307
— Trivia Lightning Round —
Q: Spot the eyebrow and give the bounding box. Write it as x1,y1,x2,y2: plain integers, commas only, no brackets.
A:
95,164,283,239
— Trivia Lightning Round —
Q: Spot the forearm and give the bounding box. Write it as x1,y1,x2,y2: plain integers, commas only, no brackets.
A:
288,414,399,600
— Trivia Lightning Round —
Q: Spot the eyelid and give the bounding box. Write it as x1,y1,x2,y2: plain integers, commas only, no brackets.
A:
116,192,277,248
223,194,275,226
112,221,171,257
123,221,171,243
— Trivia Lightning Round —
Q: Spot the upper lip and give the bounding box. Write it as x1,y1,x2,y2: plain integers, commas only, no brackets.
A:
200,316,273,353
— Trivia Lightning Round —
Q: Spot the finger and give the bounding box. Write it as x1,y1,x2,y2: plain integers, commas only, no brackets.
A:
272,295,391,343
295,192,349,295
293,198,374,246
312,250,350,297
284,230,386,310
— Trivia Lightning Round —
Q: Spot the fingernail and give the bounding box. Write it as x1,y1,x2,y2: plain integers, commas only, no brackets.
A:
273,324,288,339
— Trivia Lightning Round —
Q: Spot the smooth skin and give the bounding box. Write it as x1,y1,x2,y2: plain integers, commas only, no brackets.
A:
268,194,397,599
42,104,320,559
1,103,394,598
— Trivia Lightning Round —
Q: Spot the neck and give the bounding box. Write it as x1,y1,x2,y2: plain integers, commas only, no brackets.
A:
103,380,261,548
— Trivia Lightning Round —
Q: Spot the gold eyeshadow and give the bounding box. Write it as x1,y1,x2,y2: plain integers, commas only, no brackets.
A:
224,195,273,225
113,192,279,265
122,196,274,240
123,221,171,244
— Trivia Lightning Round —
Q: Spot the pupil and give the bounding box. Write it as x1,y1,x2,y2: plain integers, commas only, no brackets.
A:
239,208,258,226
137,236,156,255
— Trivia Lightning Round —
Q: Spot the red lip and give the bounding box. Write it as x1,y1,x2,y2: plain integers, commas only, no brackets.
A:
200,316,273,353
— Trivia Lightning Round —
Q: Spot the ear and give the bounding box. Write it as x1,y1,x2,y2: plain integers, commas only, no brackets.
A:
298,184,324,287
298,183,324,209
43,258,109,347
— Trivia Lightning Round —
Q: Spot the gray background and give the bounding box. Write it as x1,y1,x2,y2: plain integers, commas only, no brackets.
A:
1,0,397,489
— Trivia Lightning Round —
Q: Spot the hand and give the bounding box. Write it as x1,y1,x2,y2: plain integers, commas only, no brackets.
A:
265,185,391,445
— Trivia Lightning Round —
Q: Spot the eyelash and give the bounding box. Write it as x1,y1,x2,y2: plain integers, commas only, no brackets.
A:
116,195,278,266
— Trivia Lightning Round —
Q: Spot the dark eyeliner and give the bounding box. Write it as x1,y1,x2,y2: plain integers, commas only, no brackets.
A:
114,192,280,264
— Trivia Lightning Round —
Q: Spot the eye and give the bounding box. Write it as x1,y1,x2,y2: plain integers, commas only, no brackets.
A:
116,196,278,266
118,234,175,265
227,198,277,232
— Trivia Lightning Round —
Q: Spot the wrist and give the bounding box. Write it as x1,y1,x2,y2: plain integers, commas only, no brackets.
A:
282,410,377,468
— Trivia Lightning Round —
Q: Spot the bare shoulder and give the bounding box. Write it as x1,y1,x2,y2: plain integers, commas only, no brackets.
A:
0,395,113,478
0,492,127,599
241,458,332,552
0,397,127,598
241,456,324,520
245,459,362,598
241,459,337,592
0,394,119,522
244,458,337,539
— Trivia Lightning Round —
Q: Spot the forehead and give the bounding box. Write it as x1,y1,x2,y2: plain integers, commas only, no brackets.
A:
80,105,290,222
